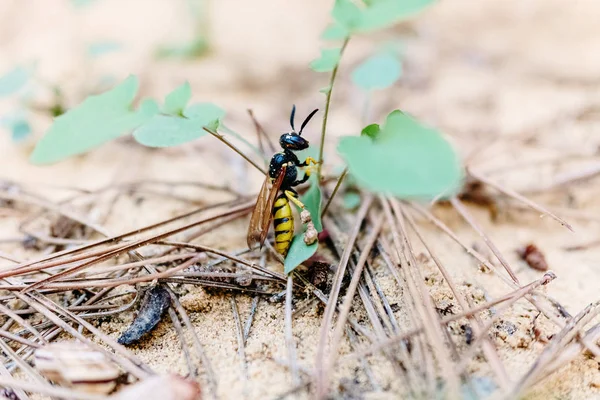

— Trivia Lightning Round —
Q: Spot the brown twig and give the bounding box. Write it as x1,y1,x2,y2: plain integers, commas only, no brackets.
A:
314,194,372,399
467,167,573,231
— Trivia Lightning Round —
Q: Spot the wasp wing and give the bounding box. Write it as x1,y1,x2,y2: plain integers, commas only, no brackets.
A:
247,165,286,249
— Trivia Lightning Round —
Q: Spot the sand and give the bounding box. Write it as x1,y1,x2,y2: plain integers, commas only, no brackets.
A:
1,0,600,398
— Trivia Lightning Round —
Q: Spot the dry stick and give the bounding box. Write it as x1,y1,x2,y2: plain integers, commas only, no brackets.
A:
388,198,461,399
511,300,600,398
345,326,381,392
313,195,373,399
321,167,348,218
0,302,46,343
71,253,198,278
7,255,202,291
453,274,558,373
0,242,131,278
243,251,266,343
402,203,511,391
327,215,383,374
23,201,254,291
157,241,285,281
0,339,45,384
0,190,109,236
0,330,39,348
408,202,568,326
230,296,248,381
467,167,573,231
1,197,245,272
285,275,300,385
168,289,218,397
363,264,400,334
167,307,196,378
247,109,277,156
0,375,107,400
0,251,20,263
243,296,259,344
450,196,520,284
348,273,558,363
29,292,152,378
203,127,267,175
317,37,350,181
0,362,29,400
326,214,412,392
378,203,431,396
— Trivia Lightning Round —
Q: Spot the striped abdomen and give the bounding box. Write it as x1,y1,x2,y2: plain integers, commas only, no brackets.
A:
273,194,293,255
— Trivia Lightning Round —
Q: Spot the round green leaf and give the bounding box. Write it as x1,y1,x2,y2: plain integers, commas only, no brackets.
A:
310,48,342,72
163,82,192,115
352,52,401,90
321,23,350,40
338,110,462,198
331,0,362,30
133,115,208,147
183,102,225,121
30,76,155,164
284,235,318,275
133,102,224,148
356,0,436,32
0,67,30,97
343,192,361,210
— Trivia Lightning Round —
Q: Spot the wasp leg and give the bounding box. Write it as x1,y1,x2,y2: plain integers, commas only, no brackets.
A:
292,173,310,186
283,190,306,210
297,156,319,167
283,190,318,245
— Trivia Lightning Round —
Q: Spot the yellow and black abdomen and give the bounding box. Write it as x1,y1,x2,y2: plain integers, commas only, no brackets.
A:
273,194,294,255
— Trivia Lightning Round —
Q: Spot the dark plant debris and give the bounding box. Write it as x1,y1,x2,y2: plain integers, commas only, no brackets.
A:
518,243,549,271
118,285,172,345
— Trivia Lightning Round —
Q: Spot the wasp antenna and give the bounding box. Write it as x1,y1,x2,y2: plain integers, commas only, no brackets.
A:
299,108,319,135
290,105,296,132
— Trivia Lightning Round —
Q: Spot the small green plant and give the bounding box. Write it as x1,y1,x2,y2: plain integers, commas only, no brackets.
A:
28,0,462,273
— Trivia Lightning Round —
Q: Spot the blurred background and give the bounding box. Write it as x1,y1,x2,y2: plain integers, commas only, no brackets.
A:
1,0,600,398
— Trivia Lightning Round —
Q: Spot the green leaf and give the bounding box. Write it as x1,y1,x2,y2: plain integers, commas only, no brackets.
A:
133,116,206,148
301,175,322,232
356,0,436,31
296,146,319,165
284,235,318,275
319,86,332,94
163,82,192,115
321,23,350,40
309,48,341,72
1,114,31,142
156,38,209,59
183,102,225,121
0,67,30,97
30,76,155,164
87,41,122,57
343,192,361,209
361,123,380,139
133,102,225,148
352,52,402,90
71,0,97,7
338,110,462,198
331,0,362,30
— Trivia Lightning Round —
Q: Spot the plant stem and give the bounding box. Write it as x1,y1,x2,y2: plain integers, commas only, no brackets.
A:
322,167,348,217
203,127,267,175
316,37,350,182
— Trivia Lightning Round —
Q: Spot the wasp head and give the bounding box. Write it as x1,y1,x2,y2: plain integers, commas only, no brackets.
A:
280,133,309,151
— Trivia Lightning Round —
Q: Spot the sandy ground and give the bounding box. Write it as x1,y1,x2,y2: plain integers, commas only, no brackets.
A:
1,0,600,399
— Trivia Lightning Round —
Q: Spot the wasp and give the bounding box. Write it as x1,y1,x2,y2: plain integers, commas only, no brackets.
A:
247,105,320,256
